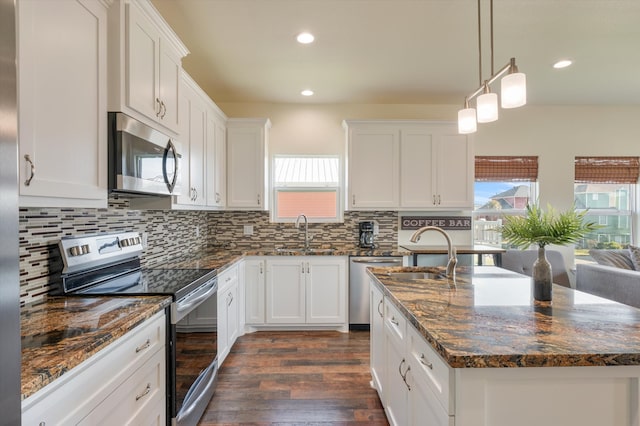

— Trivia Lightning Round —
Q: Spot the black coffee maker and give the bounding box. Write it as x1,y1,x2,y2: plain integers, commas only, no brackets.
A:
359,221,376,248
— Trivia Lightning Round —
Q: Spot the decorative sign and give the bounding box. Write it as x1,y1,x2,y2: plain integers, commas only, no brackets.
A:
401,216,472,231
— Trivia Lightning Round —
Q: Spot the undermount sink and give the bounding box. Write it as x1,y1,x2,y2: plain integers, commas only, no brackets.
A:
386,272,445,280
275,247,335,255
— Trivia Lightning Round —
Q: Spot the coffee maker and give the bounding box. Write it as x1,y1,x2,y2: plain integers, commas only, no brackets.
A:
359,221,376,248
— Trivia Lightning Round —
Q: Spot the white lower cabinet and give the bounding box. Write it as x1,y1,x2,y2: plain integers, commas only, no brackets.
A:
370,281,386,398
217,263,240,364
22,311,166,425
246,256,347,329
371,281,454,426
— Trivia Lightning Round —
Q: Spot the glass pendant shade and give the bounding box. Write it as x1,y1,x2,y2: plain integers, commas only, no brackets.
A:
458,108,477,134
501,72,527,108
477,92,499,123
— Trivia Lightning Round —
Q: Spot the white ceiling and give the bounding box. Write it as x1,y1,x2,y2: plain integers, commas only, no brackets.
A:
150,0,640,106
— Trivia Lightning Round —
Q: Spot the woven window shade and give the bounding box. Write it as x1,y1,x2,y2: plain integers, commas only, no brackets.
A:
475,156,538,182
575,157,640,184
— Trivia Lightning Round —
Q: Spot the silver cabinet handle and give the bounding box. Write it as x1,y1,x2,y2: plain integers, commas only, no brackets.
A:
432,195,436,205
257,193,261,205
215,192,221,203
135,383,151,401
155,98,161,117
419,353,433,369
227,292,233,306
135,338,151,353
160,100,166,118
194,187,198,201
377,299,383,317
259,262,263,274
437,194,441,205
306,262,310,274
352,194,356,206
352,258,402,264
398,359,411,390
301,262,305,273
24,154,35,186
390,316,399,326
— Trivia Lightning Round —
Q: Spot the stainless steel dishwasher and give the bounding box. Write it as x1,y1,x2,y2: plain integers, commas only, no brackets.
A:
349,256,403,330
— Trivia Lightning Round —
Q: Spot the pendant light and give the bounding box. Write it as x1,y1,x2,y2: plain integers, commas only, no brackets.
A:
457,0,526,134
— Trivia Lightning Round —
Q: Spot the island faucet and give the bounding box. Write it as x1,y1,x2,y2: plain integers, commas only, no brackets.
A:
409,226,458,278
295,214,310,251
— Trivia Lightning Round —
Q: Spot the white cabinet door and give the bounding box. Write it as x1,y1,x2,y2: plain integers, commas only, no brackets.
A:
244,259,266,325
406,371,453,426
226,280,240,347
347,125,399,210
126,2,160,124
266,258,305,323
158,41,181,132
434,133,474,208
125,1,181,134
217,288,230,363
399,128,435,208
18,0,108,208
226,118,270,209
206,106,227,208
175,77,206,206
370,281,386,398
385,332,408,426
306,257,347,324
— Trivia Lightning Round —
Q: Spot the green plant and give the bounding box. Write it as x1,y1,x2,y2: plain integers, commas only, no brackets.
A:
500,204,602,249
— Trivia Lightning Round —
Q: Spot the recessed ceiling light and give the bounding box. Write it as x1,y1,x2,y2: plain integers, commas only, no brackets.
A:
301,89,314,96
296,32,315,44
553,59,573,69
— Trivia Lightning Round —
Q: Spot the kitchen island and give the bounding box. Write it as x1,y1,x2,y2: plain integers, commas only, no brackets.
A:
368,265,640,426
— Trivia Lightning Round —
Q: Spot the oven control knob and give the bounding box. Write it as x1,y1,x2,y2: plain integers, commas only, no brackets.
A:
81,244,90,254
133,237,141,245
128,237,137,246
120,239,129,247
69,246,81,256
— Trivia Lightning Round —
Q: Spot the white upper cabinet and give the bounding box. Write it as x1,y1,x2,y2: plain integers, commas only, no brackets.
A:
400,123,474,209
205,103,227,208
345,123,400,209
344,120,473,211
226,118,271,210
17,0,108,208
108,0,188,135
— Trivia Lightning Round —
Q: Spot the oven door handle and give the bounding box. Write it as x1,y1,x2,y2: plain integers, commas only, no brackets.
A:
176,281,217,314
176,359,218,425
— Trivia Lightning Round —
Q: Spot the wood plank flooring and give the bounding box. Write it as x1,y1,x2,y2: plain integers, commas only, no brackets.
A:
199,330,389,425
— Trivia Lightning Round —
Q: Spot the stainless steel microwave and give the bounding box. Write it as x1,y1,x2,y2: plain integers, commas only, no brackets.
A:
108,112,182,197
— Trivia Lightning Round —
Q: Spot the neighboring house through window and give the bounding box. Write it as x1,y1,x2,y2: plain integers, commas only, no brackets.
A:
473,156,539,247
574,156,639,258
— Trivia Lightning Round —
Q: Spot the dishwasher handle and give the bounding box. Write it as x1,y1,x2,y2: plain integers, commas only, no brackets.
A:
351,258,403,264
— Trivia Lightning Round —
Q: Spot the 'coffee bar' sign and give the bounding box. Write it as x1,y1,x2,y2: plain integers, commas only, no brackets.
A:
401,216,472,230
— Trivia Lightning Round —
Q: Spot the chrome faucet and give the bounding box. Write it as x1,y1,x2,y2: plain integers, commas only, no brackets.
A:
409,226,458,278
295,214,310,252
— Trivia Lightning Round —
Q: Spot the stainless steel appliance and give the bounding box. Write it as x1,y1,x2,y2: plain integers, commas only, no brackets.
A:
108,112,182,197
0,0,21,422
359,221,376,248
58,232,218,426
349,256,402,329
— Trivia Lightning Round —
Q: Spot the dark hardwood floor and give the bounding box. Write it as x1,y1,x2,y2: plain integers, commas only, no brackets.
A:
199,330,389,425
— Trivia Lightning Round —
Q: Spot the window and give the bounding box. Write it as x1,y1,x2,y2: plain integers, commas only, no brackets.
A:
473,156,539,247
574,157,639,257
272,155,342,222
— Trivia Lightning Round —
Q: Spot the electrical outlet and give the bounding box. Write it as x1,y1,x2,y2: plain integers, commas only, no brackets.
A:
243,225,254,236
141,232,148,248
373,222,380,235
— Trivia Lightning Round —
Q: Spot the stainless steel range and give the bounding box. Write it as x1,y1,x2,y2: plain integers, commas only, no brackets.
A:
58,232,218,426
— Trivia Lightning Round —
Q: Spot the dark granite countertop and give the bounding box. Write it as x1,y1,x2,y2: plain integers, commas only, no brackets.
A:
21,295,171,400
368,265,640,368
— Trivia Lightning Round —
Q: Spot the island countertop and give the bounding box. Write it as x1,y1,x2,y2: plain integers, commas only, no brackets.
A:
368,265,640,368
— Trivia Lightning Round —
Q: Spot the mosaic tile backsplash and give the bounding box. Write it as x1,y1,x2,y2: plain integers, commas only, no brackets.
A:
19,198,397,305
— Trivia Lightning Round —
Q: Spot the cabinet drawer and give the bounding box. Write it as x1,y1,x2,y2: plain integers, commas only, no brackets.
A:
408,324,454,414
219,262,239,292
384,299,406,344
79,347,165,424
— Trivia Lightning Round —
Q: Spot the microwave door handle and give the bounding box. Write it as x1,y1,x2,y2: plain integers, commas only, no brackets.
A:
163,139,179,193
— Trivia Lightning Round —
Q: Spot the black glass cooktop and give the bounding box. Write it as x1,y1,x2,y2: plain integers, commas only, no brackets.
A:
69,266,217,301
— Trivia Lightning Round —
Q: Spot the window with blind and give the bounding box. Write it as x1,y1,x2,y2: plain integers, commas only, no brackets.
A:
473,156,539,247
272,155,342,222
574,156,639,253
